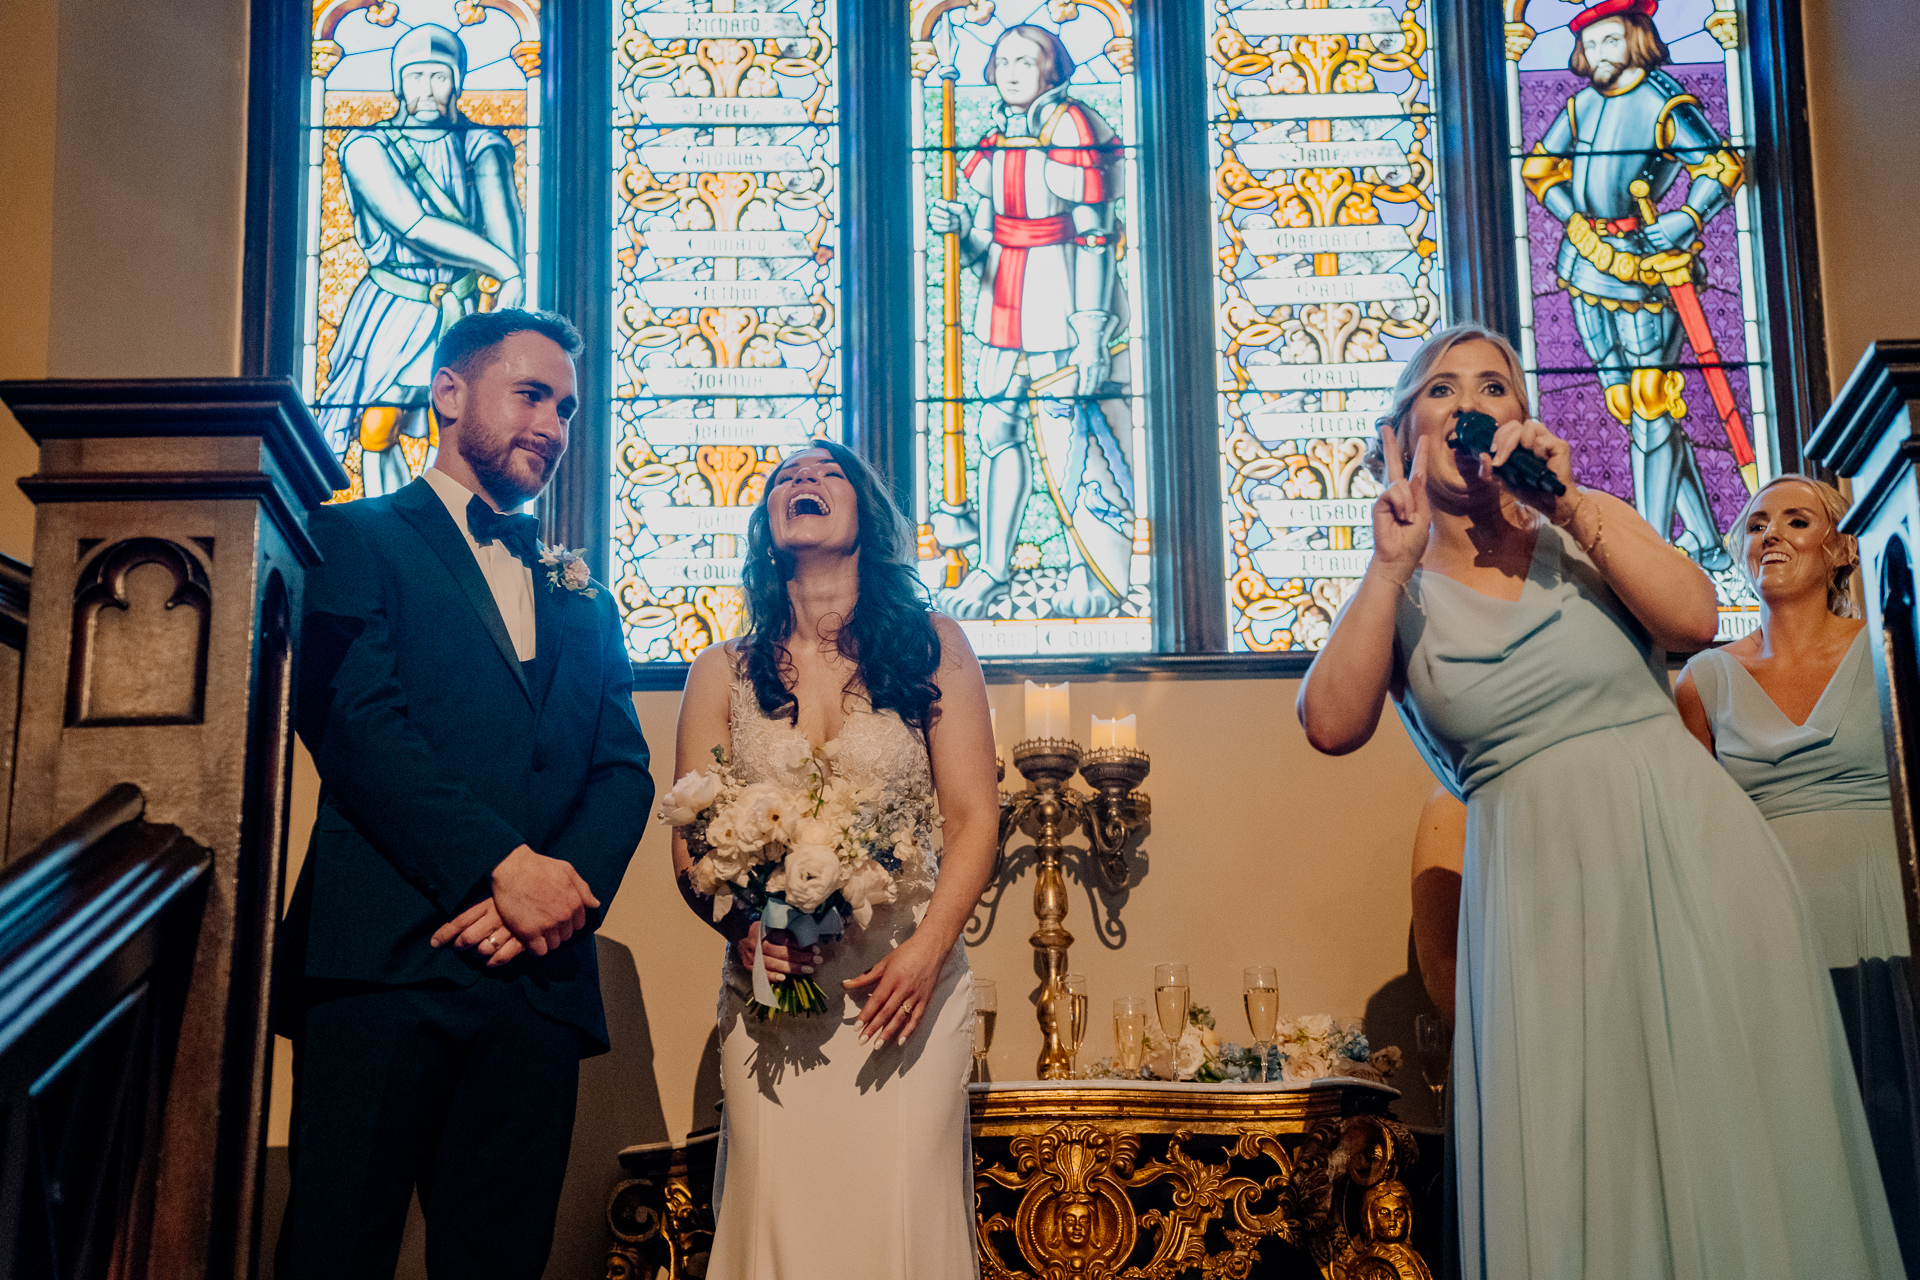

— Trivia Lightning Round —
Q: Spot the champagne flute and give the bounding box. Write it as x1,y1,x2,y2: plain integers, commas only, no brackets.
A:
1414,1012,1448,1122
1113,996,1148,1076
1063,974,1089,1071
1153,963,1190,1045
1243,965,1279,1082
971,978,997,1084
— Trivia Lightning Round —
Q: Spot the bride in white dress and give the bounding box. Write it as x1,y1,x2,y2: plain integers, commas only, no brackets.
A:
671,441,998,1279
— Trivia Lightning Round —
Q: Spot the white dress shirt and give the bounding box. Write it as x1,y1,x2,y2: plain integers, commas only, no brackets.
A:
424,467,538,661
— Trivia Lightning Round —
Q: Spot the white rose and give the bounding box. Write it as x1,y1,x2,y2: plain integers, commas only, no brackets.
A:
750,787,805,844
793,817,838,850
704,810,746,854
563,556,592,591
701,842,751,884
1299,1013,1336,1040
781,843,843,911
1283,1052,1335,1083
659,770,722,826
689,857,728,895
840,857,897,928
732,784,783,844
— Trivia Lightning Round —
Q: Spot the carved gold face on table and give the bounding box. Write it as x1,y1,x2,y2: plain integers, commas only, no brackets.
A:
1364,1181,1412,1243
1059,1198,1095,1247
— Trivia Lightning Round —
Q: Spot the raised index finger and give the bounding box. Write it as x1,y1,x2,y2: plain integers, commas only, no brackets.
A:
1379,423,1405,486
1408,432,1431,488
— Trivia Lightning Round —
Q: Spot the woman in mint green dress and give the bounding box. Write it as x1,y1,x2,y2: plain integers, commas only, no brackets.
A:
1299,324,1901,1277
1676,474,1918,1274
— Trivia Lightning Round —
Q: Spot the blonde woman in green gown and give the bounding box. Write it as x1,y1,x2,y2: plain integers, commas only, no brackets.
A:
1676,474,1919,1274
1298,323,1901,1277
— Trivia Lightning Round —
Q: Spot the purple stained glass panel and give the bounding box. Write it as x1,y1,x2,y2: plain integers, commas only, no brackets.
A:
1517,62,1758,545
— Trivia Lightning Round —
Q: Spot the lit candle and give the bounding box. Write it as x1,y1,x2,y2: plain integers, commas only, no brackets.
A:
1090,714,1137,749
1024,680,1071,741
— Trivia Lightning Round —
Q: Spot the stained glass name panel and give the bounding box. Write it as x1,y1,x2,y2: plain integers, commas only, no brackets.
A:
303,0,545,503
610,0,841,662
1209,0,1444,653
1506,1,1768,639
908,0,1153,657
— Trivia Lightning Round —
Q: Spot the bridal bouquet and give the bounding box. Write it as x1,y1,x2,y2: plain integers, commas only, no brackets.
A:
660,742,933,1018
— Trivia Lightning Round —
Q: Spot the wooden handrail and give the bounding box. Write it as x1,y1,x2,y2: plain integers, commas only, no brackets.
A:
0,783,213,1280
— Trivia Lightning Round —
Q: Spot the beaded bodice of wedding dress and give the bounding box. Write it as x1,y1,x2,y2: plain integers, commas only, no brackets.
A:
710,677,978,1280
719,677,940,994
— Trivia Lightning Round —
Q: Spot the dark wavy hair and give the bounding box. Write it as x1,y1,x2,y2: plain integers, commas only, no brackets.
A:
739,439,943,729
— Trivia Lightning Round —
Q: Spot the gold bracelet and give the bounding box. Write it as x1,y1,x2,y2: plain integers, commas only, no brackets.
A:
1555,488,1606,558
1577,501,1606,558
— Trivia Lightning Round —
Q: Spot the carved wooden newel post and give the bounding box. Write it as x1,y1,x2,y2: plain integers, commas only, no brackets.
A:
0,378,345,1280
1807,340,1920,1016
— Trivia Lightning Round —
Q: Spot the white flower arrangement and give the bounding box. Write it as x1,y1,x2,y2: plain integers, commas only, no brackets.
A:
538,545,598,598
1082,1005,1401,1086
659,730,936,1018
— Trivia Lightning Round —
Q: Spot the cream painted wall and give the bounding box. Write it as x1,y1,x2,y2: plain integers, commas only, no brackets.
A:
0,0,61,563
43,0,250,380
1802,2,1920,390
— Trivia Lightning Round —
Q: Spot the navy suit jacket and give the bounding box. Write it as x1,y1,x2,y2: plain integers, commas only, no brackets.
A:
282,477,654,1053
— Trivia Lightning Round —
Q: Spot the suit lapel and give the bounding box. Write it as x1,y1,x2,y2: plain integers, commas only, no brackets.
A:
393,479,533,705
531,566,571,712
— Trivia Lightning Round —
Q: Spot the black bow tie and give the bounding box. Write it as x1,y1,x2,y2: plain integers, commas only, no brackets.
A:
466,495,541,567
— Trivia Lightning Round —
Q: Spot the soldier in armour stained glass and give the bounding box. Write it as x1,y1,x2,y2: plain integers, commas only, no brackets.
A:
319,23,525,499
928,25,1135,619
1521,0,1748,569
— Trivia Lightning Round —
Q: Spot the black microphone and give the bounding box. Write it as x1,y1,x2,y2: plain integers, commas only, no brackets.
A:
1446,409,1565,497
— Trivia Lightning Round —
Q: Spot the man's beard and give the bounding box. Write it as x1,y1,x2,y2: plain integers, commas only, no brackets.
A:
458,411,556,507
1589,59,1626,89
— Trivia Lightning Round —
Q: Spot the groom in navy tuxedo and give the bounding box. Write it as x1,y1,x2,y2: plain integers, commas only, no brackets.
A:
277,309,653,1277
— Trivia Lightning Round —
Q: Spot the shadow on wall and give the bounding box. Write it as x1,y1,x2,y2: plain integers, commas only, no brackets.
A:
260,936,676,1280
691,1024,723,1136
1363,930,1446,1133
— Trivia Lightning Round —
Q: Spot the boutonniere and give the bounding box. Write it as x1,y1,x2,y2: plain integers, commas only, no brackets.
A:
537,545,599,598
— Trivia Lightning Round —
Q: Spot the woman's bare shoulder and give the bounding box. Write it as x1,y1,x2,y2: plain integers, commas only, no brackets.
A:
928,612,979,666
686,638,745,690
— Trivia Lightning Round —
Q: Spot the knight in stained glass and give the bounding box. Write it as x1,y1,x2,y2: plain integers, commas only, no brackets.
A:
1518,0,1750,571
926,25,1137,623
318,22,525,499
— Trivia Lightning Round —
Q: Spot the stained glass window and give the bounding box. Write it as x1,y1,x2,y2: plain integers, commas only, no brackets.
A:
909,0,1152,657
303,1,545,502
1209,0,1445,653
609,0,840,662
1507,0,1766,639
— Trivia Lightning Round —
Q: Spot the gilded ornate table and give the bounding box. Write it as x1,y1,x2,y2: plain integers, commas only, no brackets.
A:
606,1080,1432,1279
970,1079,1432,1280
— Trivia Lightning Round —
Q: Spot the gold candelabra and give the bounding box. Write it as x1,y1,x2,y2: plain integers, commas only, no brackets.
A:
996,738,1151,1079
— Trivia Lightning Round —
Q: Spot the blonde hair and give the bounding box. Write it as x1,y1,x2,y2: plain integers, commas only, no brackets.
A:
1726,473,1860,617
1362,323,1533,483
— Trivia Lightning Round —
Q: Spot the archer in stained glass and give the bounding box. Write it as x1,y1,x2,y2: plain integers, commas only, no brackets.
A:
1519,0,1750,571
927,25,1136,621
318,22,525,500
